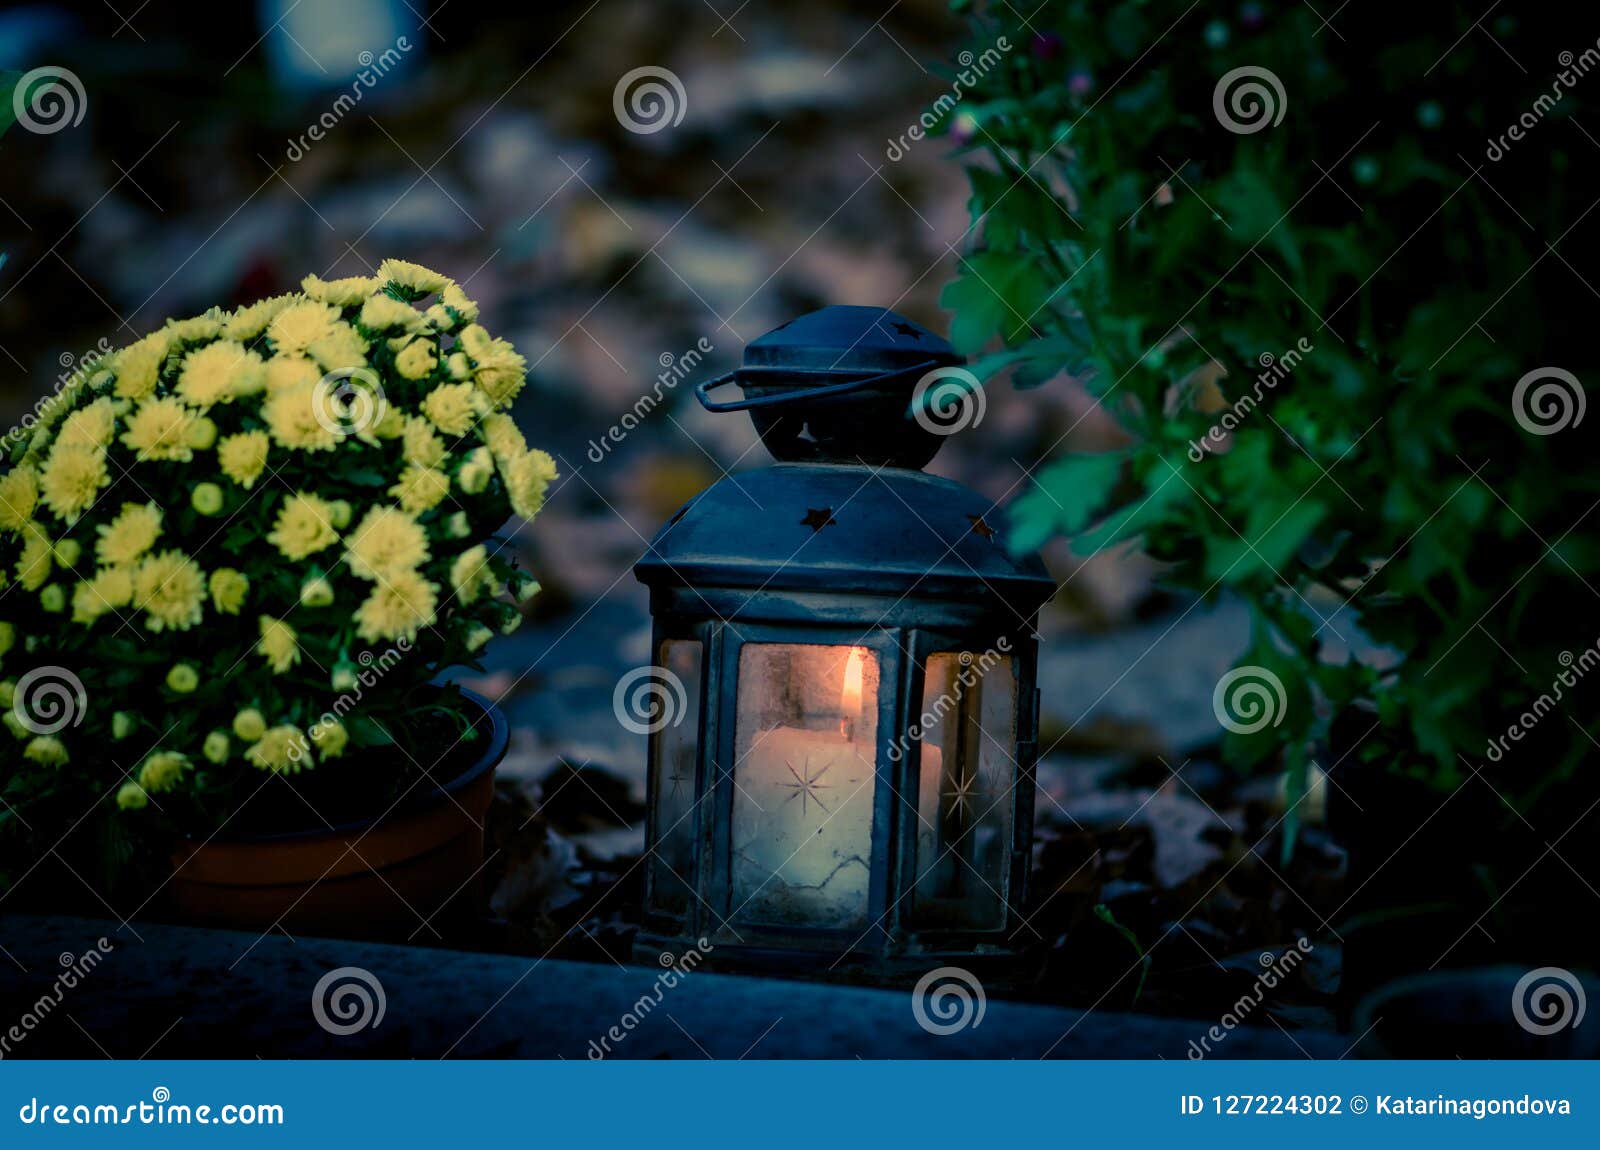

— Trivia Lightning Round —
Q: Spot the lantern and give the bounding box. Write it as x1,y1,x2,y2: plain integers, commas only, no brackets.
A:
631,306,1055,976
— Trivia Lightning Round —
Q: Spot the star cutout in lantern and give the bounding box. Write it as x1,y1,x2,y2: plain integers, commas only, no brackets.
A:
967,514,996,540
801,507,837,532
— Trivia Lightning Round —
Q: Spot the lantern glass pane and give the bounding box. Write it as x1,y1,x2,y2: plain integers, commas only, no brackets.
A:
648,639,703,915
730,644,880,929
911,652,1018,929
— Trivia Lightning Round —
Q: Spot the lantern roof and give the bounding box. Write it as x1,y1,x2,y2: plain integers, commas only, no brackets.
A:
742,305,958,376
636,463,1055,606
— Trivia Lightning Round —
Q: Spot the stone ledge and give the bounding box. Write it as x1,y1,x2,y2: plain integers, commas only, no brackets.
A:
0,915,1342,1059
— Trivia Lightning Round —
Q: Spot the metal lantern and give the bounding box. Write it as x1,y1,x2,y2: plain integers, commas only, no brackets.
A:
632,306,1054,977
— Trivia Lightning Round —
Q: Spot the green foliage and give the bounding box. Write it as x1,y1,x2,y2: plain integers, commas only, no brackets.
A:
941,3,1599,800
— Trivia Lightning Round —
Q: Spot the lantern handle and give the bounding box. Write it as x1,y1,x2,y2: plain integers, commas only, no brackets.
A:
694,360,943,413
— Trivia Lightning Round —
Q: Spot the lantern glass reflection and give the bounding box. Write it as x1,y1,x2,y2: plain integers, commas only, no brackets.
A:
648,639,703,915
730,644,879,929
912,652,1018,929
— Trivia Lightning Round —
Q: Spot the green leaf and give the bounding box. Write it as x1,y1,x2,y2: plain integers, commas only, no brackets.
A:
1204,499,1328,584
1007,451,1124,555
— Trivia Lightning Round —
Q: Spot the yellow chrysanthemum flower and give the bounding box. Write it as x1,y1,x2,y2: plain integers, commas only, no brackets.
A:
257,615,300,674
308,323,370,372
133,550,205,632
121,397,195,462
17,525,54,590
344,505,429,580
310,720,349,760
389,463,451,513
421,381,476,435
262,381,341,452
191,482,224,516
203,730,231,764
209,567,249,615
465,623,495,652
116,781,148,810
505,448,559,520
0,465,41,533
54,398,118,450
233,708,267,742
246,725,311,773
480,412,527,463
402,415,445,468
302,273,379,307
266,300,341,357
396,339,440,382
222,293,299,341
474,352,528,409
264,355,322,393
38,445,109,522
53,538,81,568
166,314,222,344
358,293,422,333
40,584,66,613
441,282,479,323
455,446,494,495
166,663,199,693
25,736,70,767
186,415,218,451
111,331,170,400
0,624,13,660
176,340,264,407
371,405,405,440
378,258,451,295
444,510,471,538
354,568,438,643
449,544,493,604
137,751,190,792
95,502,162,567
266,492,339,560
300,575,334,607
72,566,134,625
217,430,271,489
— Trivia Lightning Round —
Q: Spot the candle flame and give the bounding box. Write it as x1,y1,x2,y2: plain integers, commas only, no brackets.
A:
839,647,866,736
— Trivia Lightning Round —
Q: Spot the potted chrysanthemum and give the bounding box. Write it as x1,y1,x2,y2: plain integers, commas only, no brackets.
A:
0,258,554,937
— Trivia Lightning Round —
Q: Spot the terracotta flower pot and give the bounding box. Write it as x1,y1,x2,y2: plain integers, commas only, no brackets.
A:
166,689,508,940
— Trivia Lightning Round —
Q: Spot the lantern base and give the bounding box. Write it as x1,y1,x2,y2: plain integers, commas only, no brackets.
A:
633,930,1043,992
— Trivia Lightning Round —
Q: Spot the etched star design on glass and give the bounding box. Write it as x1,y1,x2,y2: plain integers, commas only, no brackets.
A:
778,755,836,816
941,766,995,824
